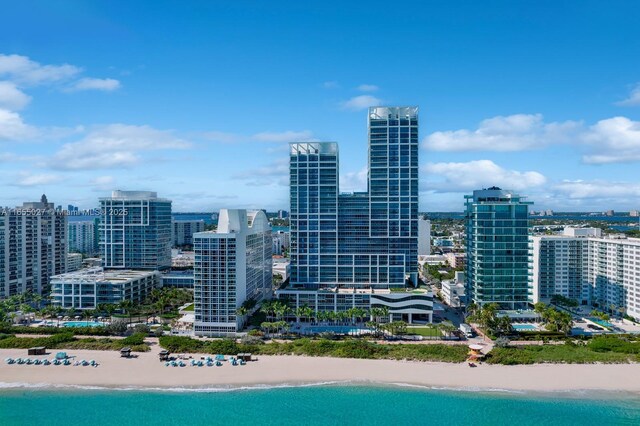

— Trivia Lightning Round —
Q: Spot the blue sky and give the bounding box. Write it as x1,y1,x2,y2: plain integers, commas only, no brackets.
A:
1,1,639,212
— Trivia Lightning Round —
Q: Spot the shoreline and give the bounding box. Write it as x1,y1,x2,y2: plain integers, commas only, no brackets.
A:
2,347,640,394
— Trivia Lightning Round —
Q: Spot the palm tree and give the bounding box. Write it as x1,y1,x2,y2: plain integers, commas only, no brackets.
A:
260,301,276,321
301,306,314,324
118,300,134,325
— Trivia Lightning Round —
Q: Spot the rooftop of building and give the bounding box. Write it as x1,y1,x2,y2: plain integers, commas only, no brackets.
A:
100,190,170,202
368,106,418,120
51,267,158,282
465,186,532,204
195,209,270,236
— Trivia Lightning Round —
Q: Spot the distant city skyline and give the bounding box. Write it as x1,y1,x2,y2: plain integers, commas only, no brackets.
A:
1,1,640,212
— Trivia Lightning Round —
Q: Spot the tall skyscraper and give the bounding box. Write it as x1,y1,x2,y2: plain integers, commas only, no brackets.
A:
465,187,532,310
280,107,431,322
99,190,171,270
289,106,419,290
193,209,272,337
0,195,67,297
68,220,97,256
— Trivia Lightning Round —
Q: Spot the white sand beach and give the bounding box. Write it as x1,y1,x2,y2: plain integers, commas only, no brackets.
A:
1,345,638,392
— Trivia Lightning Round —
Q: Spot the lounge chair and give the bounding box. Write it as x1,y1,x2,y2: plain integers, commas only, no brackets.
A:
190,359,196,366
43,359,51,365
26,358,33,365
63,359,71,365
5,358,14,364
34,359,42,365
239,359,246,366
206,361,214,367
178,361,186,367
216,360,222,366
53,359,61,365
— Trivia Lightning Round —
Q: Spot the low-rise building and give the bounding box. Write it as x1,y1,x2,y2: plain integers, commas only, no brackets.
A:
66,253,83,272
50,268,160,310
276,288,433,323
441,272,466,308
444,252,466,269
160,270,194,289
273,258,290,282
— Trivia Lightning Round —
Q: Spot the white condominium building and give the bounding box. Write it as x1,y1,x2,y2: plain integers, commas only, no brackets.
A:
532,228,640,321
193,209,272,337
0,195,67,297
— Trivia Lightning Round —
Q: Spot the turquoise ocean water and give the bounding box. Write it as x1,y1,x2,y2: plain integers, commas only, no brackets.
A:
1,384,639,426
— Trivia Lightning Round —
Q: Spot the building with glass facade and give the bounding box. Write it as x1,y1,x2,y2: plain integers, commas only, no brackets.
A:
193,209,272,337
0,195,67,297
172,219,205,247
68,220,98,256
279,107,430,322
465,187,533,310
50,267,159,310
99,191,172,271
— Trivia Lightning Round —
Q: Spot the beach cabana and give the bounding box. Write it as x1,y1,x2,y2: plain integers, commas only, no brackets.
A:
28,347,46,356
237,353,252,362
120,347,132,358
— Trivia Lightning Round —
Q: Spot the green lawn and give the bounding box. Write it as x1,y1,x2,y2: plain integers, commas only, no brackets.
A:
182,303,194,312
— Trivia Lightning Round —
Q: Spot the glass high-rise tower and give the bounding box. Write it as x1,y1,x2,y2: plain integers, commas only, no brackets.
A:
99,190,172,271
465,187,533,310
289,106,419,291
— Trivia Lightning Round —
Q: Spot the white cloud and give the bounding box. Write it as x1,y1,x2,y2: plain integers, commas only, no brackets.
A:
0,108,37,140
67,77,121,92
423,160,547,193
252,130,315,142
50,124,191,170
581,117,640,164
357,84,379,92
0,82,31,110
0,54,81,85
553,180,640,199
233,158,289,186
340,95,383,111
340,167,368,193
12,172,64,187
616,83,640,107
424,114,580,152
323,81,339,89
88,175,116,191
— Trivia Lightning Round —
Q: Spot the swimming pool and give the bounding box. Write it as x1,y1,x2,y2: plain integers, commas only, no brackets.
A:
63,321,104,328
588,318,613,328
305,326,371,335
512,324,538,331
